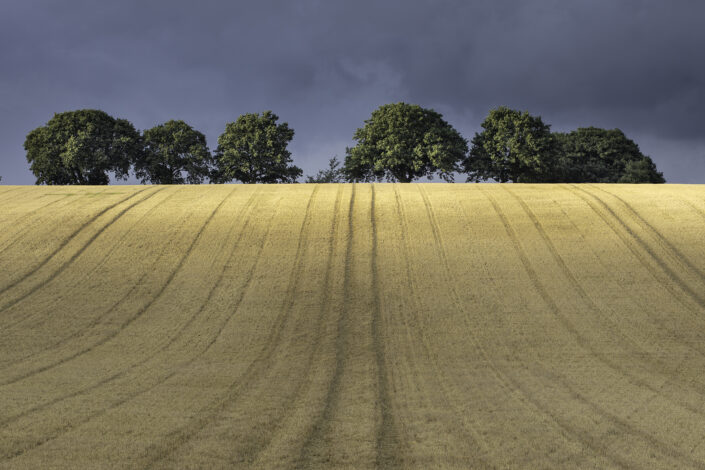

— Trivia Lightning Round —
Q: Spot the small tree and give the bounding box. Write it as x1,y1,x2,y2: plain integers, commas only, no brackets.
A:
305,157,346,183
212,111,302,183
344,102,468,183
135,120,212,184
464,106,557,183
24,109,141,185
554,127,665,183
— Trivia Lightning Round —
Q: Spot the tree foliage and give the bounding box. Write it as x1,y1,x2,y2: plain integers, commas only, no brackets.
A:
24,110,141,185
344,102,468,183
212,111,302,183
553,127,665,183
135,120,212,184
464,106,557,183
305,156,346,183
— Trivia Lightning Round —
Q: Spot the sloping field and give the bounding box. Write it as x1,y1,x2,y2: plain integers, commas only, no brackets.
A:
1,183,705,469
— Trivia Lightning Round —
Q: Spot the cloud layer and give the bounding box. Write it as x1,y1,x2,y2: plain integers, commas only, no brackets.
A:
1,0,703,183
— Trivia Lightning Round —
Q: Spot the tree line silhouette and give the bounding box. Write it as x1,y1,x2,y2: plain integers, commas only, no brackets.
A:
23,103,664,185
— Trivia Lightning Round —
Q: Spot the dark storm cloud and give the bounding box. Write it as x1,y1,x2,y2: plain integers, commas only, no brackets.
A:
1,0,704,184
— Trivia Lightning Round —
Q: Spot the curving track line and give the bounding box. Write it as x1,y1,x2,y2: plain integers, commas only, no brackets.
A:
0,188,185,365
501,185,705,413
0,188,161,315
0,188,152,295
0,186,236,388
392,184,494,467
480,186,705,469
369,184,402,469
0,187,236,387
470,186,635,468
0,193,84,253
200,185,346,468
294,184,355,469
136,186,320,468
0,187,23,202
0,188,179,337
565,185,705,314
587,184,705,284
543,191,705,361
0,188,270,459
423,185,626,468
681,197,705,222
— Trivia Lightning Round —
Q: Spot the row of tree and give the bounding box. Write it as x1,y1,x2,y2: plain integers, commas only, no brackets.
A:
24,104,664,185
24,109,301,185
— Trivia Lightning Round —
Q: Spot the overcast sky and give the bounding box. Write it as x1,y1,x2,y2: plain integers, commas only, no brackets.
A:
1,0,704,184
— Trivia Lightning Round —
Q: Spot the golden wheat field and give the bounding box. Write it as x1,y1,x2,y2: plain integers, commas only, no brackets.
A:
1,183,705,469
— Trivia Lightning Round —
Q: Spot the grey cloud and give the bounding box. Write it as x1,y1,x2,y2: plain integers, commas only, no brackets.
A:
1,0,703,184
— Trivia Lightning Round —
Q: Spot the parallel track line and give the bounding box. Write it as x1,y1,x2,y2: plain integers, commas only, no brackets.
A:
0,187,235,387
0,188,152,297
138,186,320,467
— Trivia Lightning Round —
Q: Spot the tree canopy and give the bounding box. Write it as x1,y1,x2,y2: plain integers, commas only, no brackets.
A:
343,102,468,183
22,106,666,186
135,120,212,184
553,127,665,183
212,111,302,184
464,106,557,183
24,109,141,185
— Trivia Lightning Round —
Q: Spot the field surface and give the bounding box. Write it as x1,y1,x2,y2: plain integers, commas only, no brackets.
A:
1,183,705,469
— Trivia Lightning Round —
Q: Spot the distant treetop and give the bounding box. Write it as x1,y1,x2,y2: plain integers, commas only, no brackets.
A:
135,120,213,184
553,127,665,183
24,109,140,185
212,111,302,184
344,102,468,183
22,106,666,185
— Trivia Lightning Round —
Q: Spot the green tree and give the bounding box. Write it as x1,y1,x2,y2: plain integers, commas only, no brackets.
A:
24,109,141,185
135,120,212,184
212,111,302,183
554,127,665,183
343,102,468,183
305,156,346,183
464,106,557,183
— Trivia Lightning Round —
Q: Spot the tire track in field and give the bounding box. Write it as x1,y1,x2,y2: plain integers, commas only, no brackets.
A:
0,187,23,201
0,188,160,315
0,193,82,253
565,185,705,314
546,191,705,364
217,185,335,465
0,188,179,339
0,187,18,196
0,189,259,429
211,185,344,467
0,186,235,387
370,184,402,469
480,187,705,470
587,184,705,284
294,184,355,469
392,185,493,468
681,198,705,222
138,186,320,468
467,186,633,469
421,185,623,468
0,188,152,297
0,188,229,385
501,185,705,420
0,189,112,255
0,189,114,244
295,183,356,468
0,189,269,460
0,188,184,364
